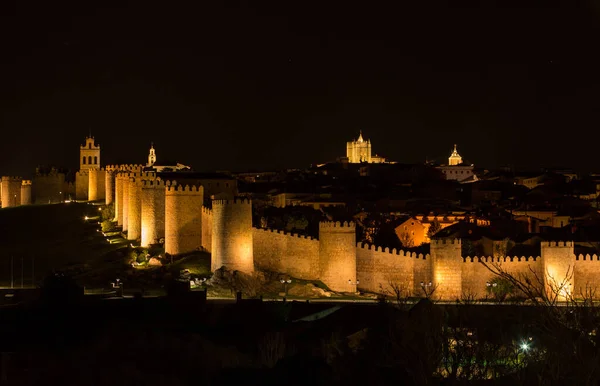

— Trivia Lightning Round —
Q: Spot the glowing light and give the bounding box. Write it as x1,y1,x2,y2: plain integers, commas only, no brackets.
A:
84,216,88,220
520,342,529,351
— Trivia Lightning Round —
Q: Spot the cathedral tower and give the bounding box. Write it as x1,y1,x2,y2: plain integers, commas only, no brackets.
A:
346,131,372,163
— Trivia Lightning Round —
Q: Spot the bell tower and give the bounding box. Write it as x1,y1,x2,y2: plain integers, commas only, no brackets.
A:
147,142,157,167
80,135,101,170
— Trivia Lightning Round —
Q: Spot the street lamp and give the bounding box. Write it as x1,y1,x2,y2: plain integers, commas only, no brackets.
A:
280,278,292,296
420,281,434,297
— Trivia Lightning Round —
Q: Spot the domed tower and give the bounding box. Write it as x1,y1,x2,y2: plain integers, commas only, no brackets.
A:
211,198,254,273
318,221,357,292
165,183,204,256
448,144,462,166
141,177,166,247
20,180,32,205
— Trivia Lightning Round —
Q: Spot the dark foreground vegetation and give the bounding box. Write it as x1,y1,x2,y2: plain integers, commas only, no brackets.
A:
1,277,600,386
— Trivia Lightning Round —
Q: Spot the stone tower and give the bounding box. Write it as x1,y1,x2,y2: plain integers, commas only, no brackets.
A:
430,238,463,300
80,135,100,170
346,131,372,163
1,176,22,208
541,241,575,300
127,176,143,241
122,174,130,232
165,183,204,256
20,180,32,205
147,143,157,167
105,166,116,205
211,198,254,273
141,178,166,247
318,221,357,292
115,172,125,224
448,144,462,166
88,168,106,202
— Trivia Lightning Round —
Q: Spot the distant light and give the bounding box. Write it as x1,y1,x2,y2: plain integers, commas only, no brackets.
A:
84,216,88,220
520,342,529,351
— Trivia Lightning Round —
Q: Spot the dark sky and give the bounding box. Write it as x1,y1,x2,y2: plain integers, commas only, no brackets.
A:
1,1,600,177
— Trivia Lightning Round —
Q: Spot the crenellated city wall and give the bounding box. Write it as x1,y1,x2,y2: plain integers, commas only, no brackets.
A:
356,243,431,296
253,228,319,280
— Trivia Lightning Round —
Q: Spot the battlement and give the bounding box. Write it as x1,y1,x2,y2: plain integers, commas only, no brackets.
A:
76,170,89,176
319,221,355,229
21,180,32,186
462,255,540,263
541,241,574,247
142,178,166,188
576,254,600,261
202,206,212,216
430,238,462,246
356,242,429,259
253,227,317,241
165,180,177,186
35,167,62,177
212,197,252,206
166,184,203,194
141,171,157,178
1,176,22,182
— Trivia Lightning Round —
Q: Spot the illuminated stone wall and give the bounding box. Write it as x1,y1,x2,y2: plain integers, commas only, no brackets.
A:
211,198,254,273
319,221,357,292
461,256,542,299
253,228,319,280
1,176,22,208
356,243,430,296
141,178,166,247
75,170,89,201
201,206,213,252
574,253,600,296
165,183,204,256
20,180,32,205
127,176,143,241
32,169,65,204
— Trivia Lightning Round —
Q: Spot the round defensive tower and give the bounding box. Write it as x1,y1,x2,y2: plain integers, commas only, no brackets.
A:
1,176,23,208
105,168,115,205
127,176,143,241
115,172,124,224
318,221,357,293
88,168,100,201
165,183,204,256
20,180,32,205
211,197,254,274
122,174,130,232
141,178,166,247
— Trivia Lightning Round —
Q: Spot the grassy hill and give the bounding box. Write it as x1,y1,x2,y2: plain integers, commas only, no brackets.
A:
0,203,127,288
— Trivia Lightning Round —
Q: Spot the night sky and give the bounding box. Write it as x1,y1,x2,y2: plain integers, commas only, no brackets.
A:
1,1,600,178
